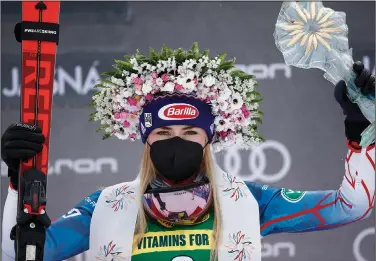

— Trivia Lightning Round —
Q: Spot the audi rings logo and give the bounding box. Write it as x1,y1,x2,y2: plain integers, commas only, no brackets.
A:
353,227,375,261
223,140,291,183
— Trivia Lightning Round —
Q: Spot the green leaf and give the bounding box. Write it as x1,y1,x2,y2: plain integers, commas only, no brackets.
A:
149,47,160,63
202,49,210,57
89,111,96,117
93,83,105,89
102,133,112,140
231,70,253,80
87,101,95,108
114,59,134,71
217,61,235,71
191,42,200,59
161,44,171,60
135,50,149,63
102,71,118,77
123,55,132,62
96,125,109,133
191,42,199,53
218,53,227,63
174,48,186,63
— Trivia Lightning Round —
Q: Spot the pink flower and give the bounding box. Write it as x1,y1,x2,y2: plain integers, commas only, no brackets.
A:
161,73,169,82
123,120,131,127
114,112,121,119
175,84,183,91
237,117,245,124
129,133,137,140
241,105,250,118
135,84,142,91
145,93,153,101
219,131,229,137
120,112,128,119
194,78,198,85
128,98,137,106
133,77,143,85
151,72,158,79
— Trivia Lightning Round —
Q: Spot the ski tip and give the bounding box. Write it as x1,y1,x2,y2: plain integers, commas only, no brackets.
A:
35,1,47,11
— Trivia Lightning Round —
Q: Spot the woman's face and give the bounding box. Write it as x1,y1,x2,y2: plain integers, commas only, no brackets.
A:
147,125,207,147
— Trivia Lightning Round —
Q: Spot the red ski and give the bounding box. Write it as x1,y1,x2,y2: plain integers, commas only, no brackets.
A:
12,2,60,260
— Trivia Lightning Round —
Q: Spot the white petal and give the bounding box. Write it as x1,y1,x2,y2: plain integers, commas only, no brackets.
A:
289,29,303,36
310,2,316,20
305,34,314,55
313,34,319,49
316,31,332,39
320,20,336,28
300,34,309,46
319,27,341,33
288,32,305,46
282,24,304,31
316,7,325,21
303,9,311,20
294,3,308,23
315,33,332,51
318,10,334,24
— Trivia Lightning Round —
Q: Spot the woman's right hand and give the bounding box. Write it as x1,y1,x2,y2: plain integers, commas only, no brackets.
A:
1,123,45,190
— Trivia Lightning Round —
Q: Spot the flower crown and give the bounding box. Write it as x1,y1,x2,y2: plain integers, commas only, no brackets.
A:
89,43,264,152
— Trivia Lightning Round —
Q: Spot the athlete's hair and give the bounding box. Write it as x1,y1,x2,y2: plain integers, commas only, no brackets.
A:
134,143,222,261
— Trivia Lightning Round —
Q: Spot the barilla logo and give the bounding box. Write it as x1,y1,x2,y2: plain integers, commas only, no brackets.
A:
158,103,199,120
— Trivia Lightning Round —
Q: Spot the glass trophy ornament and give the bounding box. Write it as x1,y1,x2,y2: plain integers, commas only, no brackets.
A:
274,1,375,146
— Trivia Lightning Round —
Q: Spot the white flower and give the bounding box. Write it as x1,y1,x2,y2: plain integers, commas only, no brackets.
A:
217,82,228,90
230,93,244,110
155,78,164,86
142,83,152,94
211,102,220,114
235,133,244,144
135,89,143,95
214,116,231,131
177,66,187,75
145,75,153,83
177,76,187,85
183,81,196,91
197,86,210,99
186,70,195,79
110,76,125,87
161,82,175,92
218,88,232,101
122,89,133,98
219,101,229,111
127,113,138,124
203,75,216,87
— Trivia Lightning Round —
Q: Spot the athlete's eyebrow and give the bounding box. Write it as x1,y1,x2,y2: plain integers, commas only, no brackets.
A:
182,126,196,130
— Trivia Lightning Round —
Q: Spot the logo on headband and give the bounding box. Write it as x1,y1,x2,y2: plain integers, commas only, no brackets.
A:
144,113,152,128
158,103,199,120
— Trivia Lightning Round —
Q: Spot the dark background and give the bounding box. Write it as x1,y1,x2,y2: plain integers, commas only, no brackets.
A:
1,2,375,261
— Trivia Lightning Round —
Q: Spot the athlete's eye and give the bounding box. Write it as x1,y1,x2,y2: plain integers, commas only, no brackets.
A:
156,131,171,136
184,130,198,135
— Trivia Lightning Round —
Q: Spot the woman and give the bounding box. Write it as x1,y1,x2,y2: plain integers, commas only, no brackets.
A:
2,44,375,261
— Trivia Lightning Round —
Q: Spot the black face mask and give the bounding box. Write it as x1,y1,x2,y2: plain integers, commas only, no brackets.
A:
149,137,206,183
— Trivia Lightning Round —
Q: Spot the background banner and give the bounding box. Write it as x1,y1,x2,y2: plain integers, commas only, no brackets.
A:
1,2,375,261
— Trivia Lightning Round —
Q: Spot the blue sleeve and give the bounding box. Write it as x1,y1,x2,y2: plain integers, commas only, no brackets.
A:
246,181,373,237
43,190,102,261
246,146,375,236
